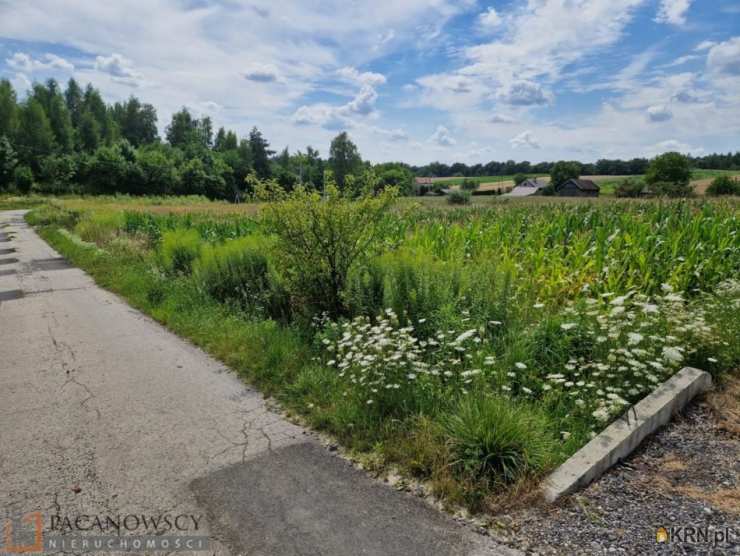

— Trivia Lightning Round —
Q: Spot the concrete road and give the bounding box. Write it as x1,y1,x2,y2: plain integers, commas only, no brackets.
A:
0,210,515,556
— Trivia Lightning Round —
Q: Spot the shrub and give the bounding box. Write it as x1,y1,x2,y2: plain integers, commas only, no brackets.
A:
614,177,645,198
645,152,691,187
261,184,396,317
447,190,471,205
13,165,34,194
460,178,479,192
651,180,693,198
513,173,528,186
160,228,201,275
194,235,289,319
706,175,739,196
443,395,555,485
74,211,124,245
432,182,447,196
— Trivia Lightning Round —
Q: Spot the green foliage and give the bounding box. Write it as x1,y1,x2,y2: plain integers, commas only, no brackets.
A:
614,177,645,198
513,173,528,186
651,180,693,198
38,154,77,193
13,165,34,193
645,151,691,186
261,185,396,316
160,228,202,275
447,190,471,204
460,178,479,192
549,161,581,188
443,395,555,485
194,235,289,319
706,175,739,196
0,135,18,190
328,132,362,190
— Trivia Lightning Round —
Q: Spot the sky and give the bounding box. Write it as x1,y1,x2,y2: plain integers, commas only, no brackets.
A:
0,0,739,165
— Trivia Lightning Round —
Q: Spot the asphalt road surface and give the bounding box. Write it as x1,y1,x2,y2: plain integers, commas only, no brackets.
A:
0,210,516,556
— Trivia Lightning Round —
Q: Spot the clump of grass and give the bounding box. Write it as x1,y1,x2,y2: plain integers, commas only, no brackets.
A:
446,190,471,205
443,395,556,486
193,234,289,319
74,211,124,246
160,228,201,275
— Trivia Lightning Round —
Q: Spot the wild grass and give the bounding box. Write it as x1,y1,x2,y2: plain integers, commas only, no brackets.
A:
27,194,740,512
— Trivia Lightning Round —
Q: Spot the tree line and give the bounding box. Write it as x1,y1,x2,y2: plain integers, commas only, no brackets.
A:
1,77,738,198
0,78,415,198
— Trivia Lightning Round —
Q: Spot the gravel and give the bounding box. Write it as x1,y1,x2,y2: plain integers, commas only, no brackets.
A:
490,396,740,555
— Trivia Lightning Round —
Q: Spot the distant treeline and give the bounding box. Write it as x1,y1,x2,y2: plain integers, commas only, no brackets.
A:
412,151,740,179
0,77,738,199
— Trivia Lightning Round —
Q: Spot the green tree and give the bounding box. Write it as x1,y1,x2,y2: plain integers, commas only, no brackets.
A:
78,110,101,152
328,131,362,190
64,78,84,128
47,93,74,152
166,108,198,149
114,96,158,147
513,173,528,186
248,127,273,179
0,135,18,190
645,152,692,186
261,183,397,317
16,98,56,169
549,161,581,188
0,79,19,139
706,175,739,196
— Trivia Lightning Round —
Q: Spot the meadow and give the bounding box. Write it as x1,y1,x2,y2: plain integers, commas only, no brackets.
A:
22,192,740,510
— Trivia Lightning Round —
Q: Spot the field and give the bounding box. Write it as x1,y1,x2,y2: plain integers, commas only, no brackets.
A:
22,193,740,510
436,170,740,196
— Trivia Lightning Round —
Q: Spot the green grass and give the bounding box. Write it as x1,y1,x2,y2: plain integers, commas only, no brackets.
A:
431,174,547,186
25,195,740,512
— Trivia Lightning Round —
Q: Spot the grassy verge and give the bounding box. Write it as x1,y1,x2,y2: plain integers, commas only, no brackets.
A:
27,195,740,512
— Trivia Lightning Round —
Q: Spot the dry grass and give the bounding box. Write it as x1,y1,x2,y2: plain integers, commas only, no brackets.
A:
706,375,740,436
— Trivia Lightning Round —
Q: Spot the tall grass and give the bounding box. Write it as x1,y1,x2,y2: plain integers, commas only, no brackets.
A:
28,195,740,511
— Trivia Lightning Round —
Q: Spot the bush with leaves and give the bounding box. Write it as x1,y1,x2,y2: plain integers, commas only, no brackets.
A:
706,175,739,196
13,165,34,193
460,178,479,192
194,234,289,319
614,177,645,198
261,182,396,317
160,228,202,275
447,190,471,205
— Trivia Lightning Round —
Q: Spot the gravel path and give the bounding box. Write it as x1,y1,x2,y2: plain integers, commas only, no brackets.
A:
491,384,740,555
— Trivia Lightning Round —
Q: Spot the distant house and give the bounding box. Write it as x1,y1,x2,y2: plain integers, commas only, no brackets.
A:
556,178,600,197
505,177,546,197
414,177,434,186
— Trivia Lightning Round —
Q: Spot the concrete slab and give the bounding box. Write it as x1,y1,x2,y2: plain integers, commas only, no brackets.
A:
542,367,712,502
192,442,510,556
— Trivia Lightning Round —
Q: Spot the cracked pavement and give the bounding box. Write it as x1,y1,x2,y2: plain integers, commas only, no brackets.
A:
0,210,517,556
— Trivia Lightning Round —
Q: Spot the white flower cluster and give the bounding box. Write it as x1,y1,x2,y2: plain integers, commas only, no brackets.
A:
321,309,483,406
544,284,717,427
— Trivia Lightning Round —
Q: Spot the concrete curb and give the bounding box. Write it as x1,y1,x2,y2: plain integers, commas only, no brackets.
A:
542,367,712,503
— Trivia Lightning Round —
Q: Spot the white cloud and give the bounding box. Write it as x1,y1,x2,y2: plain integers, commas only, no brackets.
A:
94,53,142,86
497,81,551,106
510,130,540,149
478,7,502,30
429,125,456,146
655,0,693,26
646,105,673,122
337,67,386,87
648,139,704,156
707,37,740,76
490,114,516,124
694,40,717,52
7,52,74,72
244,64,280,83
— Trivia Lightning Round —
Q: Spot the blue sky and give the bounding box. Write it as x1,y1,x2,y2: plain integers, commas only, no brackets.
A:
1,0,739,164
